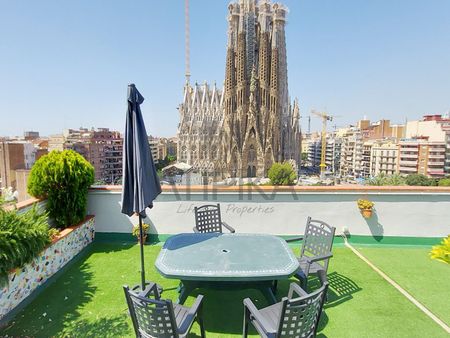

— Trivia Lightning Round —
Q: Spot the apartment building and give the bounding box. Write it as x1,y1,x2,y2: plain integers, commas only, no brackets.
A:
148,137,159,164
358,119,405,140
399,114,450,178
445,126,450,174
63,128,123,184
48,134,65,151
370,141,398,177
0,141,41,190
307,138,321,168
157,137,178,160
324,138,342,174
361,141,373,178
398,139,446,177
339,128,363,179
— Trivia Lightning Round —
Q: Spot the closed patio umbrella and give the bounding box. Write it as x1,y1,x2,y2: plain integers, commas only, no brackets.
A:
121,83,161,291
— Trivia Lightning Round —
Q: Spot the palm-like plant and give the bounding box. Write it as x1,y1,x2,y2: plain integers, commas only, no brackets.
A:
430,235,450,264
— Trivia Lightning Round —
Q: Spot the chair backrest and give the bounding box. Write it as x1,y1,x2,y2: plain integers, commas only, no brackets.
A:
301,217,336,271
194,204,223,233
124,286,178,338
277,272,329,337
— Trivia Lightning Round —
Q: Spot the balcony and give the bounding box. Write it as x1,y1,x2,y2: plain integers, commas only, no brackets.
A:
399,167,417,172
2,186,450,337
428,161,445,166
399,160,418,166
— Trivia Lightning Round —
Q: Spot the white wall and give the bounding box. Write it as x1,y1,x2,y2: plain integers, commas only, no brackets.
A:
87,188,450,238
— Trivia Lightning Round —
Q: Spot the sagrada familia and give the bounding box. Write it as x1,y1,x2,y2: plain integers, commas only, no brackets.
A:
177,0,301,180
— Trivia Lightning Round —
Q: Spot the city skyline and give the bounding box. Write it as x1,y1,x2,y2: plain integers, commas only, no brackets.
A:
1,0,450,137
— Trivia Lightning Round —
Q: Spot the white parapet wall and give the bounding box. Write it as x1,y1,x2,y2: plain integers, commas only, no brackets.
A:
0,216,95,321
88,186,450,238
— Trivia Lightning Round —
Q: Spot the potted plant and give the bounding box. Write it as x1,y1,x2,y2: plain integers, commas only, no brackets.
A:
132,223,150,244
357,199,375,218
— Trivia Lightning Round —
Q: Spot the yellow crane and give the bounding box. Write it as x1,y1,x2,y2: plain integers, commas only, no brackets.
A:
311,110,335,178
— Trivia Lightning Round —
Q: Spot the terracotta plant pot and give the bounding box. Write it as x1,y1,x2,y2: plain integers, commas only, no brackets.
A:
361,209,373,219
138,234,147,244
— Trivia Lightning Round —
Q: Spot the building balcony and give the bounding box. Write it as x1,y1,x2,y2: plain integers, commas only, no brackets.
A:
429,147,446,153
399,153,418,159
428,154,445,159
428,162,445,167
399,167,417,172
399,160,417,166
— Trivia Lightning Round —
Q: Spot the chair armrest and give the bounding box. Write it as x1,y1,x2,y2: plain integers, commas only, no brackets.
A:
178,295,204,334
193,226,199,233
187,294,204,316
222,221,235,233
243,298,277,334
305,252,333,264
285,236,304,243
288,283,308,299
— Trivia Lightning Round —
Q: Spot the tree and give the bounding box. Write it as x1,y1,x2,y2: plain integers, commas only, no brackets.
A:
438,178,450,186
28,150,94,228
268,162,297,186
405,174,431,186
366,173,406,186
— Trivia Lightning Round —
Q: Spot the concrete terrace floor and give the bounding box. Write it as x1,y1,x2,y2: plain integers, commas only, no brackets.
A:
2,241,449,338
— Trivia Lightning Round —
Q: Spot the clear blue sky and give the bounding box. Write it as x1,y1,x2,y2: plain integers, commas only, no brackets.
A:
1,0,449,137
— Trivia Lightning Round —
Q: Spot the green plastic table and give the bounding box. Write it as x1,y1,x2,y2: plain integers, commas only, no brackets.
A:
155,233,299,304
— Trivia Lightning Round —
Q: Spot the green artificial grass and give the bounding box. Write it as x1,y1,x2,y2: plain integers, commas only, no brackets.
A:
356,246,450,327
1,243,449,337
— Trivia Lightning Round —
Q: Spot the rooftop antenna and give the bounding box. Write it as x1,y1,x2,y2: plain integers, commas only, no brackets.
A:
185,0,191,84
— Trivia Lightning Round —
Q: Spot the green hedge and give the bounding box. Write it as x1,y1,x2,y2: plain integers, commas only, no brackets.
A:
0,205,51,286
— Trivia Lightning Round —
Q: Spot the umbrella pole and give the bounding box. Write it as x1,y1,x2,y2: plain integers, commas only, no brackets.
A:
139,214,146,291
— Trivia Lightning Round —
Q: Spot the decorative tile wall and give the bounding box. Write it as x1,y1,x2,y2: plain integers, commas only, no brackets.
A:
0,216,95,320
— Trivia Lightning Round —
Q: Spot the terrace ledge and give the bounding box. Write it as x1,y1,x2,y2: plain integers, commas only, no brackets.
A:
89,185,450,193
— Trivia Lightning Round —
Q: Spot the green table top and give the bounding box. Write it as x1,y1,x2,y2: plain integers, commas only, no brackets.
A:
155,233,299,281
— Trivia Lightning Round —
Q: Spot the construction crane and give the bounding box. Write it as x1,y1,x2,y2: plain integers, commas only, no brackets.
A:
311,110,335,178
185,0,190,84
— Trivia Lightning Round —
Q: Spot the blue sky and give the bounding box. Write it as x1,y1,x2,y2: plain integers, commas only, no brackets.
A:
1,0,449,137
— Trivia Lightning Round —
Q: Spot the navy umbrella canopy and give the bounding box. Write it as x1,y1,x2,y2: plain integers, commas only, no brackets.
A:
121,84,161,290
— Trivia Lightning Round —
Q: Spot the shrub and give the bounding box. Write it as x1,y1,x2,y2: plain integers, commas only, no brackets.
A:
0,205,51,286
28,150,94,228
438,178,450,186
430,235,450,264
405,174,431,186
268,162,297,186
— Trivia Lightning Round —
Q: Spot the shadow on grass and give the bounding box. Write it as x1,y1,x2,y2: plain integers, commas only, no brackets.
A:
308,271,362,309
2,245,134,338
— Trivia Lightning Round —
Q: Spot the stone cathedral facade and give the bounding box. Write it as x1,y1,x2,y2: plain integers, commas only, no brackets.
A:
177,0,301,180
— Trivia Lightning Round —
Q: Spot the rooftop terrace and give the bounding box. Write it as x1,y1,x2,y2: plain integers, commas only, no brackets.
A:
1,186,449,337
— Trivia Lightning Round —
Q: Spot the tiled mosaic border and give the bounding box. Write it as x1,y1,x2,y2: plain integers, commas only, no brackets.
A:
0,216,95,320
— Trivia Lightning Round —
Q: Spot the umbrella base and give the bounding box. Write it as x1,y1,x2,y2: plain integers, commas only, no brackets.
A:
131,281,163,299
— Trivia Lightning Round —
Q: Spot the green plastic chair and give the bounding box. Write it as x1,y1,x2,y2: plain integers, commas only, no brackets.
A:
123,283,205,338
243,270,328,338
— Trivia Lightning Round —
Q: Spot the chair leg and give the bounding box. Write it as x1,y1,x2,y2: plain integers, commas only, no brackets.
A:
271,280,278,293
243,307,249,338
197,304,206,338
300,276,308,292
